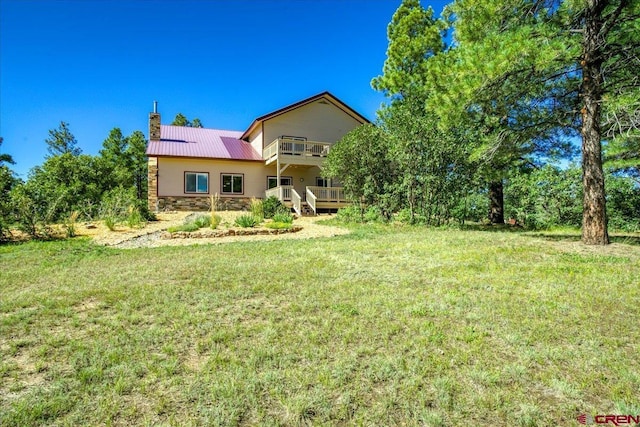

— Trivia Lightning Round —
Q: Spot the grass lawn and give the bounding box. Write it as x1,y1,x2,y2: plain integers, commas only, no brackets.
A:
1,225,639,426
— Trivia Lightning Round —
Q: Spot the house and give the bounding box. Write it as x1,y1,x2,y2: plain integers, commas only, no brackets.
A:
146,92,369,215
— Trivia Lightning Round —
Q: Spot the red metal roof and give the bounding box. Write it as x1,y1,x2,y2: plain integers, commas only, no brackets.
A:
146,125,262,161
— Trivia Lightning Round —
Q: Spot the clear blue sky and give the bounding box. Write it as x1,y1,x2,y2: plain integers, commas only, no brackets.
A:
0,0,449,179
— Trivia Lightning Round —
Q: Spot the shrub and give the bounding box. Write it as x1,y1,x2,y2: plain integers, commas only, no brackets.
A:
250,198,264,220
263,196,286,219
63,210,80,237
272,211,293,224
100,187,154,231
126,206,146,229
235,214,260,228
211,214,222,230
192,215,211,229
167,222,200,233
395,208,427,225
167,214,211,233
265,221,292,230
336,205,364,223
11,185,56,239
104,216,117,231
363,206,384,223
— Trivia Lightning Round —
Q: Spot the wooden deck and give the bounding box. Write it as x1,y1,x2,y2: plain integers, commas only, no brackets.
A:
265,185,349,216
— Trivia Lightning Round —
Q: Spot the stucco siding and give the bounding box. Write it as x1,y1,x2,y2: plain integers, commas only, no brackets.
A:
157,157,267,198
263,101,362,145
248,128,263,157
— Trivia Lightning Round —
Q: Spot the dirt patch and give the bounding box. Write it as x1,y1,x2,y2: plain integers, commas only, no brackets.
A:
79,211,349,249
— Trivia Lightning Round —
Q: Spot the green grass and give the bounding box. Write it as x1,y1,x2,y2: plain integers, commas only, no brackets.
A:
1,226,639,426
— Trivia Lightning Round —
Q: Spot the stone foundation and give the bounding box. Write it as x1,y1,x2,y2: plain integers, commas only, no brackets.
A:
155,196,252,211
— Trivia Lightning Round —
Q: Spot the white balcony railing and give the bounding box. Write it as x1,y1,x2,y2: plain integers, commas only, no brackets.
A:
265,185,293,201
263,138,331,164
306,187,317,215
306,186,345,203
267,185,347,216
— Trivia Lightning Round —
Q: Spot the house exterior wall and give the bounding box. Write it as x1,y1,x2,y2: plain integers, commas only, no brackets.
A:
263,101,362,146
248,128,263,157
154,157,265,211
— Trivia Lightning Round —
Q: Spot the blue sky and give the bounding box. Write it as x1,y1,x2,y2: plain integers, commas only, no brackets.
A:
1,0,449,179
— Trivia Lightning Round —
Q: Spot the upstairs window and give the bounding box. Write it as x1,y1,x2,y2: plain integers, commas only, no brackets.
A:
185,172,209,194
222,173,243,194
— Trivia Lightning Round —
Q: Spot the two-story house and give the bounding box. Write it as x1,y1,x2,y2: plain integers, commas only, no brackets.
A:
146,92,369,215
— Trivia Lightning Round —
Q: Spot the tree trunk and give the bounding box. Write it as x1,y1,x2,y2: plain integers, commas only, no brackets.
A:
581,0,609,245
488,180,504,224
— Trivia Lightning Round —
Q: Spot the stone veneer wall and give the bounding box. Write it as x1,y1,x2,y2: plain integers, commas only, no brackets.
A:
147,157,158,212
149,113,161,140
156,196,252,211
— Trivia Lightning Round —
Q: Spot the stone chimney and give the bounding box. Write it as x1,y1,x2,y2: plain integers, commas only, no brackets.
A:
149,101,161,141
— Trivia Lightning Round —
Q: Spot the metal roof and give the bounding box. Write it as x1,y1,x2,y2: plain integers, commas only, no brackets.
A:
146,125,263,161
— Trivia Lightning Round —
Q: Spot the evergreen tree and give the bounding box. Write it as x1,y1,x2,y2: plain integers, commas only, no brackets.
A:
419,0,639,244
45,122,81,157
127,130,148,200
171,113,203,128
0,137,15,166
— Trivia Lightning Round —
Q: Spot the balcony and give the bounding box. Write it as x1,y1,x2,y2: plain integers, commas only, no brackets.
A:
263,138,331,166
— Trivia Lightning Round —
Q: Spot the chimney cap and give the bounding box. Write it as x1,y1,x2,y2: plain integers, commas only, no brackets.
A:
153,101,158,114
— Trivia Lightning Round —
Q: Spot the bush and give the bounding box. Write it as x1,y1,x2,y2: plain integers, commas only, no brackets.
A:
192,215,211,228
395,208,427,225
126,206,146,229
167,222,200,233
63,211,80,237
265,221,292,230
336,205,364,223
104,216,117,231
10,185,56,239
211,214,222,230
167,214,212,233
363,206,384,223
263,196,286,219
250,198,264,220
235,214,260,228
272,211,293,224
100,187,154,231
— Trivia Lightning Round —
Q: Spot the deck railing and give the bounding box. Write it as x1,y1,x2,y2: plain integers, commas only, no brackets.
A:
306,186,345,202
267,185,347,216
265,185,293,201
306,187,317,215
263,138,331,162
291,189,302,217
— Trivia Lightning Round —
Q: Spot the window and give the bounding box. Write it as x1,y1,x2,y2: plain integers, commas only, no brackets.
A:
267,176,293,189
316,177,329,187
185,172,209,193
222,174,244,194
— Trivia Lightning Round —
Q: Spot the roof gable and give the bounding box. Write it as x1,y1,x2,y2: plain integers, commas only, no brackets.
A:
240,91,370,140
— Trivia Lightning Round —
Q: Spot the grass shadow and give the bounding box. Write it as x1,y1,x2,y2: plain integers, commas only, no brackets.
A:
459,223,640,246
458,223,528,233
523,231,640,246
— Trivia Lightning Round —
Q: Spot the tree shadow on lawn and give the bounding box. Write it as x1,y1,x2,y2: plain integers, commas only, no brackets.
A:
528,232,640,246
460,224,640,246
